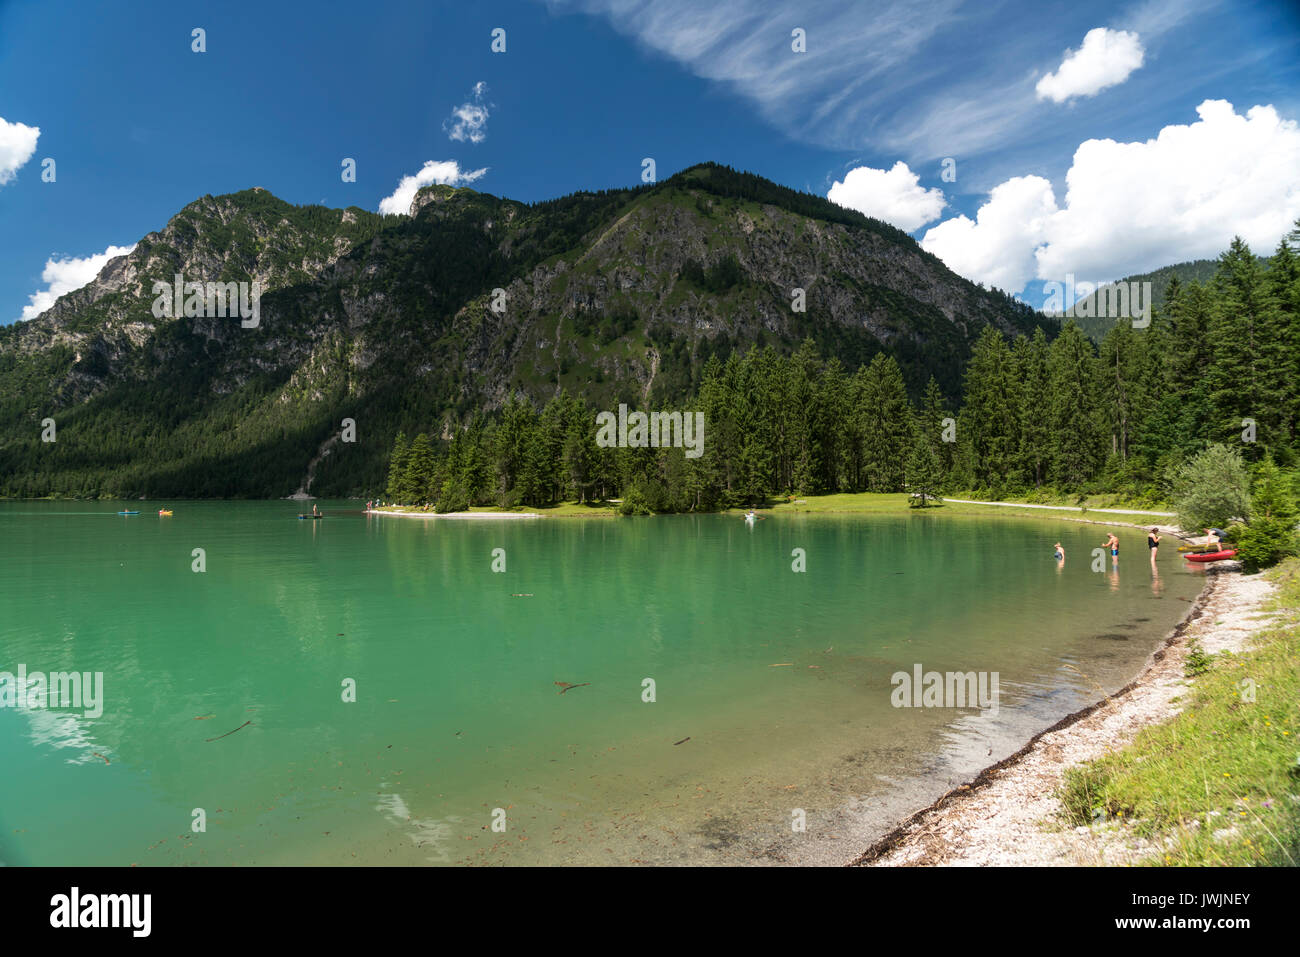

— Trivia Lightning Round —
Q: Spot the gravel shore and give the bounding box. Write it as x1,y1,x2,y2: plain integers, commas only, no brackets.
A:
854,566,1279,866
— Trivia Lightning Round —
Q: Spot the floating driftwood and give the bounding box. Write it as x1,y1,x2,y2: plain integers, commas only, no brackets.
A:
555,682,590,695
673,737,691,746
206,720,252,742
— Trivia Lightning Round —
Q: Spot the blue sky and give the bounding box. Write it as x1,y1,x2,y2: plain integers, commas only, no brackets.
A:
1,0,1298,323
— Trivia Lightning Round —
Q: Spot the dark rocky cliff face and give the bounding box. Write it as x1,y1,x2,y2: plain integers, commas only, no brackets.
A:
0,163,1050,497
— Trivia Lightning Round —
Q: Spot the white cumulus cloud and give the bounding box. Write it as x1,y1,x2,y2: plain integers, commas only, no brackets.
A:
827,161,946,232
377,160,489,216
444,81,492,144
1036,27,1145,103
19,244,137,322
921,177,1058,291
0,115,41,185
920,100,1300,292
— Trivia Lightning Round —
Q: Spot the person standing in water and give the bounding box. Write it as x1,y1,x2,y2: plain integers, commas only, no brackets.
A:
1104,531,1119,562
1054,542,1065,562
1147,528,1160,560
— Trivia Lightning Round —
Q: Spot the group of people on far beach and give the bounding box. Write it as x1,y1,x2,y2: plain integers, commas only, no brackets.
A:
1053,527,1164,564
1052,526,1225,566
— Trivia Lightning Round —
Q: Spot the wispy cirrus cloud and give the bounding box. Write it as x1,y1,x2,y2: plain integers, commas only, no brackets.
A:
882,72,1043,164
1126,0,1216,37
542,0,1215,163
543,0,963,150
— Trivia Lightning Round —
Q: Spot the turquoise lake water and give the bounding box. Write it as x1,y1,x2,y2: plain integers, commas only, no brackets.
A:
0,502,1201,865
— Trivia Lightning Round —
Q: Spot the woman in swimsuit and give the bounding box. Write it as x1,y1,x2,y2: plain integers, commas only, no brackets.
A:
1147,528,1160,558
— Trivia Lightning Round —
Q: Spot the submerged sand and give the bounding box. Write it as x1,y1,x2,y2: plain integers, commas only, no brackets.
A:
854,566,1279,866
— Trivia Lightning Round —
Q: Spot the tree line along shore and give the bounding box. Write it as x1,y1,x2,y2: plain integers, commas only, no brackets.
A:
381,228,1299,569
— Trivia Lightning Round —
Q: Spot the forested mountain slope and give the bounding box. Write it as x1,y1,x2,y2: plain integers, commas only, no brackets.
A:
0,163,1050,498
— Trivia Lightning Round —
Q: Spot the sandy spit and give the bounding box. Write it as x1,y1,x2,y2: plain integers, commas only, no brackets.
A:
366,509,540,519
942,498,1176,518
853,566,1279,866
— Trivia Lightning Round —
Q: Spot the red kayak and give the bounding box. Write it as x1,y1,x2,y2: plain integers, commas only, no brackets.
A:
1185,549,1236,563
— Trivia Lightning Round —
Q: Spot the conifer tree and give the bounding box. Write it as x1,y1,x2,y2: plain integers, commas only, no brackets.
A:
1047,322,1103,488
1097,321,1146,464
1208,238,1283,454
1014,329,1051,486
1264,231,1300,447
860,353,913,492
918,375,951,477
958,326,1020,489
907,417,944,507
385,431,409,502
814,358,850,493
402,433,436,504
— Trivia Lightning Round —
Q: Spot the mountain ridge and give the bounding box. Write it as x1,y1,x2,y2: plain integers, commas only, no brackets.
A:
0,162,1054,498
1049,257,1270,343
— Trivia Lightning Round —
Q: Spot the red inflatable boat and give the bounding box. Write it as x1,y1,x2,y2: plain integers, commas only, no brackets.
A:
1185,549,1236,563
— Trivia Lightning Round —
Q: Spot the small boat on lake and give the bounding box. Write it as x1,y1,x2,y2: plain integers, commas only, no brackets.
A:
1185,549,1236,563
118,510,140,515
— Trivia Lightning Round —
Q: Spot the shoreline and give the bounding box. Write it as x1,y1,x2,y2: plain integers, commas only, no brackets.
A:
6,493,1183,530
939,498,1175,517
366,508,541,519
852,565,1279,866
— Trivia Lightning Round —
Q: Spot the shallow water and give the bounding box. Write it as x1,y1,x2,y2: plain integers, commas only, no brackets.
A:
0,502,1200,865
